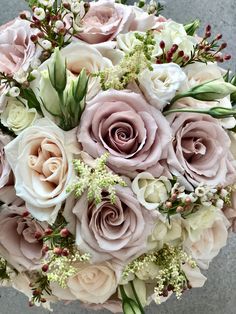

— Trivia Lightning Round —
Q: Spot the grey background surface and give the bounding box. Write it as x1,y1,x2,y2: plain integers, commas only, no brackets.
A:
0,0,236,313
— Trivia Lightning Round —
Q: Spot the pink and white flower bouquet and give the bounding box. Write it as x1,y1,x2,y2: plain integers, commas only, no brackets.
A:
0,0,236,313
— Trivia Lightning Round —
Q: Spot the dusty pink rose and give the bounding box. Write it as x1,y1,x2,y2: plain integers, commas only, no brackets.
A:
78,0,134,44
167,113,236,190
0,205,46,271
0,18,36,75
78,90,171,177
0,132,11,189
72,186,153,263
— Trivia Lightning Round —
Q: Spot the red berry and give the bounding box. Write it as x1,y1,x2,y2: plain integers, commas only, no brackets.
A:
224,54,231,60
206,24,211,32
42,264,49,272
44,228,53,236
60,228,70,238
54,247,63,256
22,211,30,218
62,248,69,257
220,42,227,49
159,40,165,50
34,231,42,240
178,50,184,58
216,33,223,40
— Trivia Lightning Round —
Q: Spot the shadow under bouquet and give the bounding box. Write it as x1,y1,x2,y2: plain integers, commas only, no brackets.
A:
0,0,236,313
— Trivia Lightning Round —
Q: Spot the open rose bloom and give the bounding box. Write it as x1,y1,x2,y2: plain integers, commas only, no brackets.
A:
0,0,236,313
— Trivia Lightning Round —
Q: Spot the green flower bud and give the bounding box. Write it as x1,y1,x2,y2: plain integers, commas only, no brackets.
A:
170,79,236,105
40,70,61,116
48,48,67,93
230,75,236,103
123,299,143,314
188,80,236,101
73,68,89,103
184,19,200,36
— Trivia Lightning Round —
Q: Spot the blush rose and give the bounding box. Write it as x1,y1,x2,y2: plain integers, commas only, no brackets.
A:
5,118,80,224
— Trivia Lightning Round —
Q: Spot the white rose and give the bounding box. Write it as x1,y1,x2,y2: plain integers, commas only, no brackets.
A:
51,262,119,304
153,21,197,57
138,63,186,110
132,172,171,210
183,206,230,269
4,118,79,223
116,31,144,53
1,98,37,135
148,217,183,250
180,62,236,129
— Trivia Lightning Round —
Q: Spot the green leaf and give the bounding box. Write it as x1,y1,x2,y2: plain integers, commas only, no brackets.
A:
21,88,42,114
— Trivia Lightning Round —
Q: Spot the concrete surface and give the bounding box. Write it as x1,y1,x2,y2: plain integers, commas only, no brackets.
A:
0,0,236,313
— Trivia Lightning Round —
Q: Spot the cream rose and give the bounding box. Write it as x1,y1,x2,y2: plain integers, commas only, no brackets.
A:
138,63,186,110
132,172,171,210
1,98,37,135
4,118,79,223
51,262,119,304
183,206,230,269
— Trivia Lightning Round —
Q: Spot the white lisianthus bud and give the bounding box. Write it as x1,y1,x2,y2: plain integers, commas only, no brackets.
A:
171,80,236,104
40,70,61,116
34,7,46,21
123,279,147,307
9,87,20,98
41,39,52,50
48,47,67,92
132,172,171,210
1,98,37,134
189,80,236,101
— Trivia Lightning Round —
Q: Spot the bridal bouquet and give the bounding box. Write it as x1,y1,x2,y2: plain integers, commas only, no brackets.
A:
1,0,236,313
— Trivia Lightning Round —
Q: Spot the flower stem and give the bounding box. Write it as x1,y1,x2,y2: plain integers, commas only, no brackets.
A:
130,281,145,314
